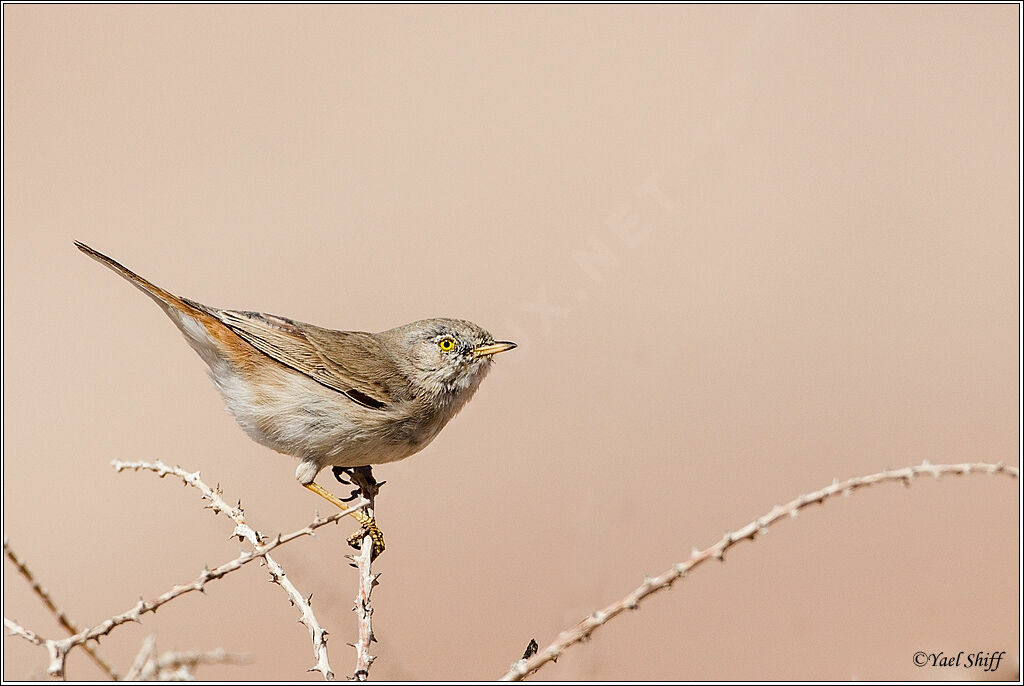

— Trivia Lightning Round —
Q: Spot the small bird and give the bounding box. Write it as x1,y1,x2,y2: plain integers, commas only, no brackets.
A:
75,241,516,556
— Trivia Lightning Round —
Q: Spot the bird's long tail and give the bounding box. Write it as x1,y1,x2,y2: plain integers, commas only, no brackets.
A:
74,240,238,373
74,240,197,314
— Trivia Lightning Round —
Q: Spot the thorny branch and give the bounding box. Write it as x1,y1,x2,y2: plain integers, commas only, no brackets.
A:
4,498,366,679
5,459,1014,680
4,617,47,646
123,634,250,681
3,538,120,679
123,634,157,681
500,461,1019,681
147,646,250,678
111,459,339,680
346,468,381,681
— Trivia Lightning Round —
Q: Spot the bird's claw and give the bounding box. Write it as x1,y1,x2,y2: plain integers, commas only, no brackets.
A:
347,522,386,560
334,466,385,499
331,466,354,485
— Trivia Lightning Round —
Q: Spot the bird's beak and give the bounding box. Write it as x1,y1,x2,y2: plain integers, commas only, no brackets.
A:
473,341,517,358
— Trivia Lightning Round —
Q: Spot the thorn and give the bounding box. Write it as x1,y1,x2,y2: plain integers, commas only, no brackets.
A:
306,593,314,604
690,547,701,559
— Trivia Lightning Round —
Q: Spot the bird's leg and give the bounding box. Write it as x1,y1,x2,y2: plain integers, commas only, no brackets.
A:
303,480,385,559
304,466,386,559
345,466,385,558
334,465,385,499
328,467,360,502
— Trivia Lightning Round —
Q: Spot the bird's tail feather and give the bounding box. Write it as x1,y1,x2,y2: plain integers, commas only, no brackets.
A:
74,240,196,314
74,240,241,371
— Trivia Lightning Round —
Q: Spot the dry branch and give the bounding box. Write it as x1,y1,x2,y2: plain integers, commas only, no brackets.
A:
346,468,381,681
123,634,158,681
500,461,1019,680
122,634,250,681
4,616,47,646
5,500,365,678
111,459,338,680
4,538,120,679
148,646,250,677
350,538,377,681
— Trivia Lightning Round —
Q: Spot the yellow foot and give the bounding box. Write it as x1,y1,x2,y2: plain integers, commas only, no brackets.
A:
304,481,386,559
347,521,386,560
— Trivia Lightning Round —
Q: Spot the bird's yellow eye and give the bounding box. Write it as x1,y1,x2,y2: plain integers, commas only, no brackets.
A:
438,337,455,351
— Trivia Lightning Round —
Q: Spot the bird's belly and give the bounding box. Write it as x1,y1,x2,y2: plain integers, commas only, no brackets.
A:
208,360,438,467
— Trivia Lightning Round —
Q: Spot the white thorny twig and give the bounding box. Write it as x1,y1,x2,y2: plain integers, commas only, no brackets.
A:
345,468,381,681
500,460,1018,680
122,633,250,680
3,537,120,679
110,459,345,680
3,459,367,680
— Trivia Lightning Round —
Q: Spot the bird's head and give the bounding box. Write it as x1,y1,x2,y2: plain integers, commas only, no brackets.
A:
386,318,516,400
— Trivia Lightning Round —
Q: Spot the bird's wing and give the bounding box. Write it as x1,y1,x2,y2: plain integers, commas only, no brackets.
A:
207,307,396,409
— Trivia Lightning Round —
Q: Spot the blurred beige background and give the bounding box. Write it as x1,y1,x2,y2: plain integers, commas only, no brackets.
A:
3,4,1019,681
